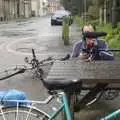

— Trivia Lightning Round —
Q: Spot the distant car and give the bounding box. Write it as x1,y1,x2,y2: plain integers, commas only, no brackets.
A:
51,10,73,26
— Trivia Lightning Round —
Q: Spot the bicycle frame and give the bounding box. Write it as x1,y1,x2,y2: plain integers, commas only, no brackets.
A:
100,109,120,120
1,91,72,120
48,92,72,120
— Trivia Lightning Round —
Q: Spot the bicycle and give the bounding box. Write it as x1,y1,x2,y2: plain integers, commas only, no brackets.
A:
0,72,81,120
0,48,60,81
0,49,78,120
0,90,80,120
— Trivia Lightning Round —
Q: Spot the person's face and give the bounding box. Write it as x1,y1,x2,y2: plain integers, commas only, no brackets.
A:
83,26,95,48
86,38,95,48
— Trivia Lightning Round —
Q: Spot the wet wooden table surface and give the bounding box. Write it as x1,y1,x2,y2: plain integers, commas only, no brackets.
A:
47,60,120,84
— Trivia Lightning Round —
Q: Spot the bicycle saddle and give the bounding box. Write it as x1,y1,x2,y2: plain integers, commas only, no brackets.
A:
43,78,82,91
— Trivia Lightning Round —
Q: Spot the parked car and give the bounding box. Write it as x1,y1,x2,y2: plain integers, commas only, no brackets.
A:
51,10,73,26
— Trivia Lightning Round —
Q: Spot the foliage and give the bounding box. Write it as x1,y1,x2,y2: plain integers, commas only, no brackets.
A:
96,23,120,56
61,0,105,17
87,6,99,19
91,0,104,6
74,16,84,28
62,17,70,45
74,16,99,29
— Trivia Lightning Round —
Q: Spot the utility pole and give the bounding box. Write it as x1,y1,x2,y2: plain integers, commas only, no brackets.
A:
84,0,87,23
112,0,117,27
104,0,107,24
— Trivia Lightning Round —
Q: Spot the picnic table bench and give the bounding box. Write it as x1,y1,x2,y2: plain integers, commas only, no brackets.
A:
45,59,120,111
46,60,120,84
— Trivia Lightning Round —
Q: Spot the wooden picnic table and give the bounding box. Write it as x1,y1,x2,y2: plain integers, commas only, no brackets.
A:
46,60,120,84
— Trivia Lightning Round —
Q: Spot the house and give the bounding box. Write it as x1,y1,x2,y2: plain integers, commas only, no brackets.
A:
0,0,31,22
47,0,61,14
31,0,48,17
31,0,39,17
39,0,48,16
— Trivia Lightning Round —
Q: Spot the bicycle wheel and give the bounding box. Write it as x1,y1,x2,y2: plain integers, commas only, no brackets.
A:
0,105,49,120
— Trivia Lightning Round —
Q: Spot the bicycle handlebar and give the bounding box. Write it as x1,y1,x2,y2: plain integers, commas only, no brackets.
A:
97,49,120,52
29,49,69,67
0,49,69,80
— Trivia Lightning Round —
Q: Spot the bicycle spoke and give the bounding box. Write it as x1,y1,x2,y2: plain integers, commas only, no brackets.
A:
0,107,6,120
25,103,34,120
0,105,49,120
15,102,19,120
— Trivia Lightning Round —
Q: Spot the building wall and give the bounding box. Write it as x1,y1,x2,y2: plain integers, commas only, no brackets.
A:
24,0,32,18
31,0,48,17
47,0,61,14
0,0,4,21
31,0,40,17
39,0,48,16
0,0,32,22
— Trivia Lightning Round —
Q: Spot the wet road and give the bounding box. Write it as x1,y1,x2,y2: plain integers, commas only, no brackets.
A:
0,16,120,120
0,16,73,58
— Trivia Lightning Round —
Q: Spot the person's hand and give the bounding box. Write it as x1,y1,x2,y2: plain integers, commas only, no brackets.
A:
79,53,90,60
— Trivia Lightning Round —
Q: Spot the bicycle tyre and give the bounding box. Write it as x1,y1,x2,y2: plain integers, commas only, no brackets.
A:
0,105,49,120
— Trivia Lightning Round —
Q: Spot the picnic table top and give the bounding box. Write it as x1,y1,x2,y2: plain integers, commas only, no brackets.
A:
46,60,120,84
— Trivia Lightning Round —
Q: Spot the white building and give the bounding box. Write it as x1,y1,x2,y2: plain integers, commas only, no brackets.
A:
31,0,40,17
0,0,31,22
31,0,48,17
47,0,61,14
39,0,48,16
